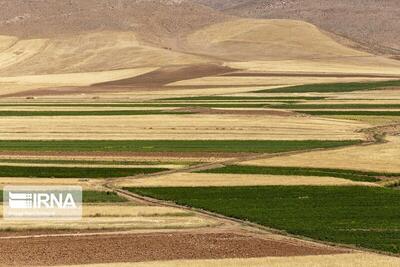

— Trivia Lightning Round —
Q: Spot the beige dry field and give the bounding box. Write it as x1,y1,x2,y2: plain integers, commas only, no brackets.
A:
0,114,368,140
0,203,216,231
118,172,377,188
242,136,400,173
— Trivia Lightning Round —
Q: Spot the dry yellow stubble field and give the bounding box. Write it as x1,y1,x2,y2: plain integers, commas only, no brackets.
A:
0,114,368,140
241,136,400,173
118,172,378,188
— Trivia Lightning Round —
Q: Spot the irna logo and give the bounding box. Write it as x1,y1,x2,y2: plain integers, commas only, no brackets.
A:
3,186,82,220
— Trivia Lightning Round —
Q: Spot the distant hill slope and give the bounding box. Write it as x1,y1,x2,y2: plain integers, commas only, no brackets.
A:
0,0,231,48
193,0,400,56
0,0,399,77
183,19,368,61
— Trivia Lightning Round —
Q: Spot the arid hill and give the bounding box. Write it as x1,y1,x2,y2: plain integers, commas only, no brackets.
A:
0,0,231,47
193,0,400,56
0,0,400,78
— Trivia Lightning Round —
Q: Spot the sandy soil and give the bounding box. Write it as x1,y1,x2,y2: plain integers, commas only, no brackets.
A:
68,253,400,267
0,231,348,266
118,172,377,187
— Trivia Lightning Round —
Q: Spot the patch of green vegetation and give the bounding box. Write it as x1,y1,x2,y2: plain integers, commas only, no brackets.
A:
198,165,392,182
301,111,400,116
0,140,361,153
128,186,400,254
0,191,126,203
255,80,400,93
0,103,267,108
0,110,194,116
162,96,327,101
272,104,400,109
0,166,168,178
83,191,127,202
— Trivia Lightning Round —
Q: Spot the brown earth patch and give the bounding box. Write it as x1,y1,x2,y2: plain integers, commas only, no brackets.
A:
95,64,236,88
0,231,349,266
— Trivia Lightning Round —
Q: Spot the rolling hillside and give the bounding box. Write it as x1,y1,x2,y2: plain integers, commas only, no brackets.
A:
194,0,400,56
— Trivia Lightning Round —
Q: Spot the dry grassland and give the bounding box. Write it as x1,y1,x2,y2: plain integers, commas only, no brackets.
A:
0,67,156,95
0,178,104,190
118,172,377,187
242,136,400,173
185,19,368,60
82,205,192,217
72,253,400,267
0,114,368,140
0,32,205,76
0,204,217,231
227,57,400,75
0,216,217,231
168,76,389,87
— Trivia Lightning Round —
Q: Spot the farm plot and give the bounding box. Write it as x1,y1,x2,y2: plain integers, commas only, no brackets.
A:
241,136,400,173
0,191,216,231
0,139,360,154
118,172,376,188
0,114,368,140
129,186,400,254
254,80,400,93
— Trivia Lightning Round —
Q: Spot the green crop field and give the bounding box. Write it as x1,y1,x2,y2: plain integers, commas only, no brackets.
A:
0,110,193,116
0,158,192,166
0,166,168,178
0,190,126,203
255,80,400,93
128,186,400,254
197,165,392,182
162,96,327,101
271,104,400,109
0,140,361,153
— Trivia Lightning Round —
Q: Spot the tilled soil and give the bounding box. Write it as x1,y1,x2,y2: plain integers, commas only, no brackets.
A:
0,231,348,266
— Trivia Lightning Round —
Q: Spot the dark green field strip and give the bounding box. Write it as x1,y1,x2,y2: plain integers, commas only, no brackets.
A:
161,96,327,101
0,103,268,108
0,191,126,203
197,165,393,182
82,191,127,202
0,159,193,166
271,104,400,109
301,111,400,116
0,110,194,116
0,140,361,153
255,80,400,93
0,166,168,178
128,186,400,254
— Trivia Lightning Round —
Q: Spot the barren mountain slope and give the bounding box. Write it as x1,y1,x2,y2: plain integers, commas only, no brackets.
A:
0,0,231,47
0,0,233,75
184,19,369,61
193,0,400,56
1,0,400,78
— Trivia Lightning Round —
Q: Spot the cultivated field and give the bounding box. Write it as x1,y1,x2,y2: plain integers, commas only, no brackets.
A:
0,1,400,266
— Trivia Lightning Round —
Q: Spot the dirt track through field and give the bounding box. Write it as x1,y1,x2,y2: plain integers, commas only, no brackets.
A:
0,231,349,266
